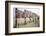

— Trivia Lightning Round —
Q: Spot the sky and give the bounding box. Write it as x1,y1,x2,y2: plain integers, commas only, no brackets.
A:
17,8,40,15
13,8,40,17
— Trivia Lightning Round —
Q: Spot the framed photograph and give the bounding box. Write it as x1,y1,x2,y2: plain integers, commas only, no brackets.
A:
5,1,45,35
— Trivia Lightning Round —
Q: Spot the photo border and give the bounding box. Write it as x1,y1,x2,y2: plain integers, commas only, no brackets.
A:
5,1,45,35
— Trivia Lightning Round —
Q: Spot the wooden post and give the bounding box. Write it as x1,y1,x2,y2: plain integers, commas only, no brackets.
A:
24,10,26,25
14,8,17,28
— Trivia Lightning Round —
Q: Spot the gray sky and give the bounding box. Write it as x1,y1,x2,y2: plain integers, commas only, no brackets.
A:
17,8,40,16
13,8,40,17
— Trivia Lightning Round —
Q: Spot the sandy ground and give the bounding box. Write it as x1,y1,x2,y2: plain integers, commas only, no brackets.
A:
13,18,40,28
